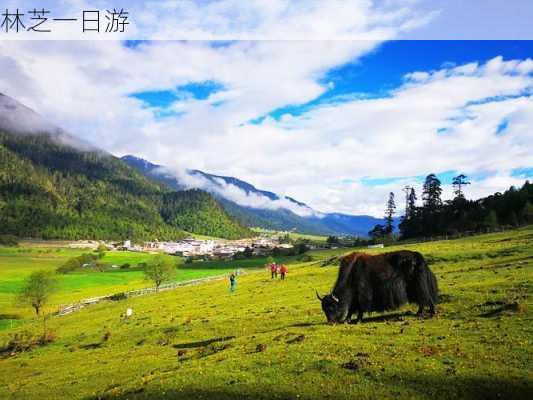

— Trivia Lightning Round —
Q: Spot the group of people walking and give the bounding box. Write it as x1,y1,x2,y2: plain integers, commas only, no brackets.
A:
270,262,287,280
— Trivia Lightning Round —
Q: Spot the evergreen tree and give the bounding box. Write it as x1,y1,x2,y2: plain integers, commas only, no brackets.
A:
407,188,417,219
384,192,396,234
452,174,471,199
422,174,443,210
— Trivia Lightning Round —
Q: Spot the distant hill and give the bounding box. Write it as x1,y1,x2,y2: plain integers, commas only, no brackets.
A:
122,155,390,236
0,94,251,240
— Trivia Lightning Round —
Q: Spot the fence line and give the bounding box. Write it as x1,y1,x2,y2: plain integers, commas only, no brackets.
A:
56,273,235,316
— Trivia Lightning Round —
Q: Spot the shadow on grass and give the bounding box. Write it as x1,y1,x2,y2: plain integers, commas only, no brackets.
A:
357,311,414,323
384,373,533,400
276,310,428,331
85,375,533,400
173,335,235,350
479,302,522,318
287,322,324,328
87,386,315,400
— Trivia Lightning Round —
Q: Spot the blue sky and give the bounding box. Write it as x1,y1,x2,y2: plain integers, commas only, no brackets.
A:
131,80,225,107
253,41,533,122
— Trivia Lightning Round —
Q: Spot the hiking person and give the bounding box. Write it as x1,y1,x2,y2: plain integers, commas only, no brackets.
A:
270,263,278,279
280,264,287,280
229,272,237,292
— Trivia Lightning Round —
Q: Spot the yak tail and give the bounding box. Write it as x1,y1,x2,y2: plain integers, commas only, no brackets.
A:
415,253,439,306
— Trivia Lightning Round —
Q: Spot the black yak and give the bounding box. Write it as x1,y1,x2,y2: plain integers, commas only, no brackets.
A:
317,250,438,323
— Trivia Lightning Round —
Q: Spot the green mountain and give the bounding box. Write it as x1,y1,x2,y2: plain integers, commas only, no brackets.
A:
161,190,251,238
122,155,390,236
0,94,251,241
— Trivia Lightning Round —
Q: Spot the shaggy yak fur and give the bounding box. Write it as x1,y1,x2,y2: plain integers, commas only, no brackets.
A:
317,250,438,323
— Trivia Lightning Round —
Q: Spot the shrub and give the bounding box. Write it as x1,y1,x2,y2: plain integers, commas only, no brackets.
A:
57,253,98,274
56,258,82,274
120,263,130,269
96,244,107,253
0,235,19,246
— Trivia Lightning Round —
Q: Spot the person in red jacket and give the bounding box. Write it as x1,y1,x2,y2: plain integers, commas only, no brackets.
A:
270,263,278,279
279,264,287,280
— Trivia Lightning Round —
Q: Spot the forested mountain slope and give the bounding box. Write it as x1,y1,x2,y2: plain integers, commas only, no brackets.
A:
0,131,251,240
123,155,389,236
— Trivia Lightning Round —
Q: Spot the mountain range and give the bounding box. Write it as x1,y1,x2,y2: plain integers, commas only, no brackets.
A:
122,155,389,236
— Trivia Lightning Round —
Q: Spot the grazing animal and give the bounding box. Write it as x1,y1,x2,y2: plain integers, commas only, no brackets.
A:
317,250,438,323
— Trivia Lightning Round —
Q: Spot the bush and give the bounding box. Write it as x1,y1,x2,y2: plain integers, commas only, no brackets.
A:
57,253,99,274
96,244,107,253
56,258,82,274
120,263,130,269
0,234,19,246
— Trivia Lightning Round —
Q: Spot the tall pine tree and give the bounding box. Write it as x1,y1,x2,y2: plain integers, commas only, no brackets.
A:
422,174,442,210
452,174,470,199
384,192,396,234
406,188,417,219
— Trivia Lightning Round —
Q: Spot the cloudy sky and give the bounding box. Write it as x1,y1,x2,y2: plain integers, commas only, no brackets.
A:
0,1,532,217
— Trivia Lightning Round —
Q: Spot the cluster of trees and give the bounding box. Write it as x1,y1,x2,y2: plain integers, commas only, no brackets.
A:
400,176,532,239
0,131,251,241
369,173,533,240
56,253,101,273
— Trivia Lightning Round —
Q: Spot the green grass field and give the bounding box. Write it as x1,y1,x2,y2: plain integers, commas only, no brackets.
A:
0,227,532,399
0,246,287,321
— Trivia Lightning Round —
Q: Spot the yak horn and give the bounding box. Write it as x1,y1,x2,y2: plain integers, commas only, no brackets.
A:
315,290,323,301
331,294,339,303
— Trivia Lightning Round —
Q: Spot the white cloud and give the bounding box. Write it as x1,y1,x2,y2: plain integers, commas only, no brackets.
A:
154,165,318,217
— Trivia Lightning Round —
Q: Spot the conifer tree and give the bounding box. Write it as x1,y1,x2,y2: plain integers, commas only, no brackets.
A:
422,174,443,210
452,174,470,199
384,192,396,234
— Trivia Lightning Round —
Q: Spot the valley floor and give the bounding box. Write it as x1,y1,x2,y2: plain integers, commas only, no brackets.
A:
1,227,532,399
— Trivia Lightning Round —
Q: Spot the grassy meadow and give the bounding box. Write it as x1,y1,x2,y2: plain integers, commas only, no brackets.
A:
0,245,285,322
0,227,532,399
